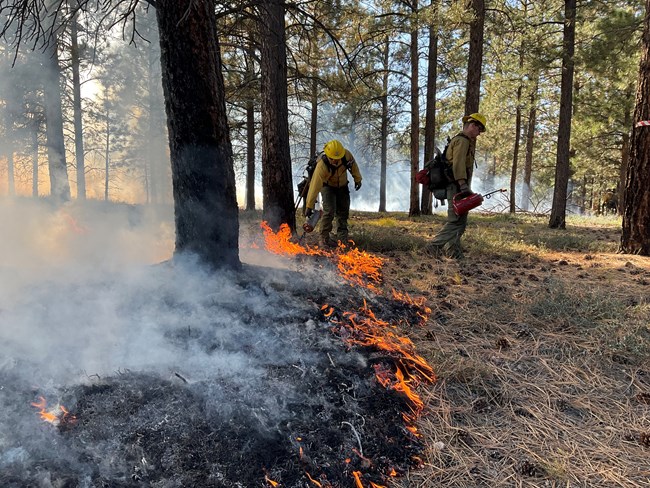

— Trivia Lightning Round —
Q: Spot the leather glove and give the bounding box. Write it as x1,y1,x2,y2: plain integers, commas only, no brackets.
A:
354,181,362,191
459,182,470,193
305,208,314,218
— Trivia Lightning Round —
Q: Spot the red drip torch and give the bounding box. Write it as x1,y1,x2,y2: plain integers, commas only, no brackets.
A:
453,188,507,216
298,209,323,244
302,209,322,233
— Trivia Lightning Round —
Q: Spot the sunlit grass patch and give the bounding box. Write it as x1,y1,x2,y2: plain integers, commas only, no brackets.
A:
528,279,627,330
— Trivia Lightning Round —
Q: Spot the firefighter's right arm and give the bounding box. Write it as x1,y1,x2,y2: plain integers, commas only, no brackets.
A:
305,161,328,211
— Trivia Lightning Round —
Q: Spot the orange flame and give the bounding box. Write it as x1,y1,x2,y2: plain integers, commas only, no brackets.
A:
305,471,322,487
261,222,310,256
265,475,279,487
352,471,365,488
260,222,383,291
31,396,75,426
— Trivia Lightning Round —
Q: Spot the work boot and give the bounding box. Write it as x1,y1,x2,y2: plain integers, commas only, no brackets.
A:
319,235,337,248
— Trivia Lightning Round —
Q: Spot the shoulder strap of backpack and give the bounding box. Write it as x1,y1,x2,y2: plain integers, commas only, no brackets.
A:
322,153,352,173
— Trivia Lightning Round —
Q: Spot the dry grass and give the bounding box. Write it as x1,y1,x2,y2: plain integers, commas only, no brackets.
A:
352,211,650,488
242,210,650,486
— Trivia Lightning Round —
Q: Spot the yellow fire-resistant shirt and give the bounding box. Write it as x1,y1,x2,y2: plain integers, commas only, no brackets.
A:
445,133,476,182
305,150,363,209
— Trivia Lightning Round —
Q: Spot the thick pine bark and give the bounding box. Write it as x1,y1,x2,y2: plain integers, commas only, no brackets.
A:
421,8,438,216
465,0,485,115
259,0,295,232
43,42,71,202
621,0,650,255
408,0,420,217
549,0,576,229
156,0,240,269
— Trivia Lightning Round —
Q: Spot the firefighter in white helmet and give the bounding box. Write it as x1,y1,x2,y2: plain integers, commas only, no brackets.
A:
305,139,363,248
426,113,486,259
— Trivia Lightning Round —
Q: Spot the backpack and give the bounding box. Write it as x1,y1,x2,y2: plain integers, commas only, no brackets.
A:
296,152,352,213
416,134,469,204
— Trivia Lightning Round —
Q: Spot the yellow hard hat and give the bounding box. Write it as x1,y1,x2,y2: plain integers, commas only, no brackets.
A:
323,139,346,160
462,113,487,132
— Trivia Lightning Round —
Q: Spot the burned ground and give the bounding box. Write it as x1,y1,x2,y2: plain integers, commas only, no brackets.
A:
0,262,428,488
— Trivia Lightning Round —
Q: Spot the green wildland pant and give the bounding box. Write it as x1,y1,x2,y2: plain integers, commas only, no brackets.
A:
429,183,468,257
320,184,350,241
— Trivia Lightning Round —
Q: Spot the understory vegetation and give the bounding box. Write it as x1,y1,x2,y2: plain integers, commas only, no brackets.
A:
302,210,650,487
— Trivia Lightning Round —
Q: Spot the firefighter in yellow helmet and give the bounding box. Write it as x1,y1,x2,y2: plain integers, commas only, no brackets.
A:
305,139,363,247
426,113,486,259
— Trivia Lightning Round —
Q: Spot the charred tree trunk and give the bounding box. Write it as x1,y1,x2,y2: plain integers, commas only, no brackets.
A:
259,0,295,232
379,37,389,213
621,0,650,255
70,12,86,200
522,76,538,212
421,7,438,215
156,0,240,269
549,0,576,229
408,0,421,217
465,0,485,115
43,42,71,202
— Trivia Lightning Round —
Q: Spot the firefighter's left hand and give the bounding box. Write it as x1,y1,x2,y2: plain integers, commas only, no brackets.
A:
355,181,362,191
305,208,314,218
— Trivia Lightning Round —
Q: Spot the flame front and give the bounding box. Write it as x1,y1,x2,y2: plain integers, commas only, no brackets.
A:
260,222,434,487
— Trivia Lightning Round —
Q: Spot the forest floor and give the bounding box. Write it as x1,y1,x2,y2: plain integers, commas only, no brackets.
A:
255,209,650,488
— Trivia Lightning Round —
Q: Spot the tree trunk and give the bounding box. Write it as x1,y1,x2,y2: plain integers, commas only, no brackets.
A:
259,0,295,232
156,0,240,269
43,42,71,202
549,0,576,229
408,0,421,217
465,0,485,115
421,5,438,215
619,83,634,215
245,42,257,212
70,12,86,200
620,0,650,255
522,76,538,212
104,106,110,201
379,36,389,213
147,32,167,205
309,77,318,158
509,84,522,213
32,121,39,197
246,99,256,211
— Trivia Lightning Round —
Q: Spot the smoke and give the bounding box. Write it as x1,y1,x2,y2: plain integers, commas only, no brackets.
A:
0,197,372,481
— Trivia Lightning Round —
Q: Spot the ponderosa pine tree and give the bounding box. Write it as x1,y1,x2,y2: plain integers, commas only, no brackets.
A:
621,0,650,255
549,0,576,229
258,0,295,232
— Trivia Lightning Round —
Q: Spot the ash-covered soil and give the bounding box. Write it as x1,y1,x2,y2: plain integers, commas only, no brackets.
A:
0,261,426,487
